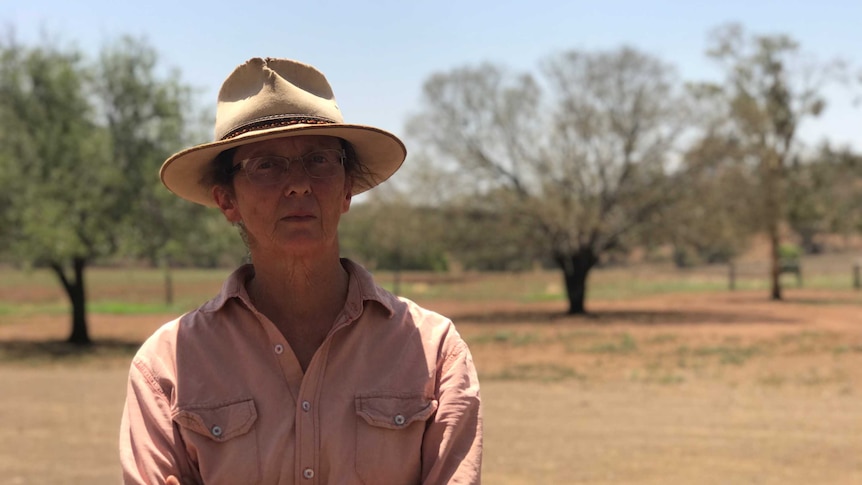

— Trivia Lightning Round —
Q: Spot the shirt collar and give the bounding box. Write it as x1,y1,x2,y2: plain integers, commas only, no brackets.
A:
200,259,395,318
341,258,396,319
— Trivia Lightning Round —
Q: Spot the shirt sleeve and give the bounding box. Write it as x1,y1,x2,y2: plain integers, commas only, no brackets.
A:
119,358,201,485
421,336,484,485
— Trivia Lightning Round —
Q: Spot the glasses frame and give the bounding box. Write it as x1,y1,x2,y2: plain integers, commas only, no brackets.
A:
228,148,347,186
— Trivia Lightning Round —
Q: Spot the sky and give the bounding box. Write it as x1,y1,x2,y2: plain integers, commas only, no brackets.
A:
3,0,861,154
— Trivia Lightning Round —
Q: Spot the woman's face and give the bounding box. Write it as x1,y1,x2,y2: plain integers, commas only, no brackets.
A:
213,135,353,259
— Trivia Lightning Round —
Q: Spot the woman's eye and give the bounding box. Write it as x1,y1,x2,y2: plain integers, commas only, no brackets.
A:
306,153,329,165
252,158,281,172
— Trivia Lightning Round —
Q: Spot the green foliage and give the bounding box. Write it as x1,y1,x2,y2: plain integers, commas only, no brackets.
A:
0,39,119,264
340,198,449,271
0,34,223,269
778,242,802,260
662,131,761,266
697,23,853,299
786,145,862,253
92,36,223,267
0,33,222,342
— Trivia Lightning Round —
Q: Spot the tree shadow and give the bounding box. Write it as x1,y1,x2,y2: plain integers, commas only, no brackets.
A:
786,297,862,307
0,339,141,364
450,308,797,326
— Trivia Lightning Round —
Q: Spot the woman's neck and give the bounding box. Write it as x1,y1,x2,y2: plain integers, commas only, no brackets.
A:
247,250,350,329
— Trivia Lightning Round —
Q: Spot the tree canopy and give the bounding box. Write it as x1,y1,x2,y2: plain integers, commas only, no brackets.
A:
0,34,215,343
696,23,853,299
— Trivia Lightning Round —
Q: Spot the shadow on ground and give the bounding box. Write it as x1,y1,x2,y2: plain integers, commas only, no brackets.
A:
0,339,141,364
450,309,798,326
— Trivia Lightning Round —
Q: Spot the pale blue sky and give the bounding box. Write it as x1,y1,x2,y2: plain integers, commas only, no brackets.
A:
3,0,860,151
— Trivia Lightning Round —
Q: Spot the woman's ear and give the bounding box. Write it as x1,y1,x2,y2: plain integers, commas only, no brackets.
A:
213,185,241,223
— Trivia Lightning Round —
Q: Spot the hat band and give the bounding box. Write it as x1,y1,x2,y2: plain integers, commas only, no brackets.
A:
221,115,337,140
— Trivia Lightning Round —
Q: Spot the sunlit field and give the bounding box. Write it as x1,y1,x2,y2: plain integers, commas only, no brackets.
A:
1,253,861,483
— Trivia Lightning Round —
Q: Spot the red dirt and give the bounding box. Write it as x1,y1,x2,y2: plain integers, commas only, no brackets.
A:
1,289,861,483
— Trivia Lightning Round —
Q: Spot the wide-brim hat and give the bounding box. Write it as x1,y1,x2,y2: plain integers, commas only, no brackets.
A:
160,57,407,207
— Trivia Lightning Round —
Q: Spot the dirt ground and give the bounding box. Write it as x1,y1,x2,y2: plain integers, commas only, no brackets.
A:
0,288,860,484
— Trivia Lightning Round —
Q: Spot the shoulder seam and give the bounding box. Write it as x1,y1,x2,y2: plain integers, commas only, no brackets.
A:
132,358,170,401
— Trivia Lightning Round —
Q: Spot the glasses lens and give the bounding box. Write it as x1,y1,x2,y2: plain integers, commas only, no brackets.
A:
244,156,289,186
302,149,344,178
238,150,344,186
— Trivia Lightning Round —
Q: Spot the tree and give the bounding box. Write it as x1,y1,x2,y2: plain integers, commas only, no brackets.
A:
93,36,234,299
662,138,760,267
0,34,206,344
702,23,849,300
440,188,546,271
341,193,449,273
787,144,862,252
660,83,762,267
0,36,117,344
407,47,684,313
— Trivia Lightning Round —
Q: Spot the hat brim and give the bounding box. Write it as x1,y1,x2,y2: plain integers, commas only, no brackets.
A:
160,123,407,207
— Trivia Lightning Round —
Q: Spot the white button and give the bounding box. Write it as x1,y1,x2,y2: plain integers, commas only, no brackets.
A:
302,400,311,412
211,425,223,437
274,344,284,354
394,414,406,426
303,468,314,479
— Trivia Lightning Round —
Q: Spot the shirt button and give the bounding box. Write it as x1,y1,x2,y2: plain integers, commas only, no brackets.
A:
274,344,284,354
394,414,406,426
302,400,311,412
303,468,314,479
211,425,223,437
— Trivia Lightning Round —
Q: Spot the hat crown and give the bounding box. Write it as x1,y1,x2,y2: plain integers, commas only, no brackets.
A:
214,58,343,140
160,57,406,207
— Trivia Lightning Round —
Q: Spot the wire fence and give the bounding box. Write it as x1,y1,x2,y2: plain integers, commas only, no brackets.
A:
588,252,862,298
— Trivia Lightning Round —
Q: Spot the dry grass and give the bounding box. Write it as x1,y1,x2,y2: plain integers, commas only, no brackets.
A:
1,264,862,483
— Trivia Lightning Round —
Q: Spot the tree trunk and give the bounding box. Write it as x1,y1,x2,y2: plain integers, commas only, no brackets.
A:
51,257,91,345
556,249,598,315
769,227,782,300
764,150,783,301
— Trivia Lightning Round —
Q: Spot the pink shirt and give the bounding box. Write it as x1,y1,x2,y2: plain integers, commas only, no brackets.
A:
120,260,482,484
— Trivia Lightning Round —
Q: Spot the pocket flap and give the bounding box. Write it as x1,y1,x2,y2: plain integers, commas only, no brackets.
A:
173,398,257,442
355,393,438,430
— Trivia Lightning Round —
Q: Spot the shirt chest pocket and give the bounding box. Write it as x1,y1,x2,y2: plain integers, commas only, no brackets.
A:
173,398,260,485
354,393,438,485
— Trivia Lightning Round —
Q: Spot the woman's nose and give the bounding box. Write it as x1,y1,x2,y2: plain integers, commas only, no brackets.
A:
282,160,312,195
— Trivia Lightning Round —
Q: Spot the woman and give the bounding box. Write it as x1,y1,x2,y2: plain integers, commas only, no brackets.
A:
119,58,482,484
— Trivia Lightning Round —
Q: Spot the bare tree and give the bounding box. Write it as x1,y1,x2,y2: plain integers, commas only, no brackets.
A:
408,47,684,313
